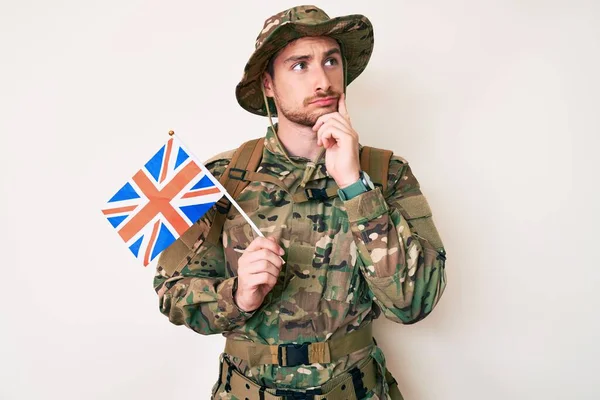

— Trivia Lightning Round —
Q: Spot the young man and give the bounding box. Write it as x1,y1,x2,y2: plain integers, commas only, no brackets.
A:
154,5,447,399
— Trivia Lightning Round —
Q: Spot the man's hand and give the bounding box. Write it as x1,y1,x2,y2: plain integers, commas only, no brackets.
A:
234,237,284,312
312,93,361,188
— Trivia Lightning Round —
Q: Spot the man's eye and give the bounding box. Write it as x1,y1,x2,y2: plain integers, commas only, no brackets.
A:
292,62,306,71
325,58,338,66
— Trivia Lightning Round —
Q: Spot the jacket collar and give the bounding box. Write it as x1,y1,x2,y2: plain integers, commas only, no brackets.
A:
262,124,329,186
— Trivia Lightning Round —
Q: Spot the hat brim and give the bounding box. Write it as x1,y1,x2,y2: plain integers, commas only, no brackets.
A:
235,14,374,117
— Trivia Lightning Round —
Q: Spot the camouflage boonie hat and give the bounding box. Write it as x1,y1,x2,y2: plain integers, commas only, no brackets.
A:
235,5,375,117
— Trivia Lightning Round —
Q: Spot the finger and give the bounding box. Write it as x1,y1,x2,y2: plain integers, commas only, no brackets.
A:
267,237,284,252
313,112,351,133
316,117,353,147
319,129,337,149
243,260,281,279
267,237,286,264
338,93,350,123
321,113,353,132
317,123,340,149
313,115,327,133
244,249,284,269
318,123,353,149
313,113,333,132
318,126,334,149
317,118,349,137
247,272,278,288
246,236,284,255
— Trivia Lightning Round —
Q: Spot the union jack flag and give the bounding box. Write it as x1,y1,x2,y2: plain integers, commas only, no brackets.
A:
102,134,225,266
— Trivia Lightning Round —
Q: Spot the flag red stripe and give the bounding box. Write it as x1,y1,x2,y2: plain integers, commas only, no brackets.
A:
118,171,161,242
118,201,159,242
161,161,202,198
159,138,173,184
181,187,221,198
144,220,160,266
161,204,192,236
102,205,137,215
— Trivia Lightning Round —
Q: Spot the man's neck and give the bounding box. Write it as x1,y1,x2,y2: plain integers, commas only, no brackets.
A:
275,117,322,161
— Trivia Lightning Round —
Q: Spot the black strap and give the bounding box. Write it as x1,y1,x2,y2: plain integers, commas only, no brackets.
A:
304,187,329,202
275,388,321,399
224,363,235,393
349,366,368,399
215,356,224,389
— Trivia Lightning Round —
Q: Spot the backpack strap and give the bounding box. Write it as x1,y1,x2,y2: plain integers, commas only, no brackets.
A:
205,138,261,246
219,138,288,193
205,138,285,246
220,138,264,202
360,146,393,192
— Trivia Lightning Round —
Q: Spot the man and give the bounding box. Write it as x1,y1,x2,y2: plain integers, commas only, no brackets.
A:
154,5,447,399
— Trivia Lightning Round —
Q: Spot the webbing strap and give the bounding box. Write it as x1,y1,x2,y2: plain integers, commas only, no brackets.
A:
218,355,377,400
243,171,288,191
225,138,263,199
360,146,371,179
205,138,263,246
360,146,393,192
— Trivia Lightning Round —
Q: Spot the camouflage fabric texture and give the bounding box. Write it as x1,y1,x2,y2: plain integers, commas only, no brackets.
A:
236,5,374,116
153,126,447,399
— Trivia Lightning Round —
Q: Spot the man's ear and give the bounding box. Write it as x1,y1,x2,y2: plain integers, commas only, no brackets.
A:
262,72,274,97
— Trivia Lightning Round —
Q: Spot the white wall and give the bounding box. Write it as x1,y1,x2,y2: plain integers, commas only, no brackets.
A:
1,1,598,399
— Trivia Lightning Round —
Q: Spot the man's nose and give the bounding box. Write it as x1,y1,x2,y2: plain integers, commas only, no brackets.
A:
314,66,332,93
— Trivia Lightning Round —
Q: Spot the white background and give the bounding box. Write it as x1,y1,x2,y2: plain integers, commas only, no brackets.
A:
1,1,599,399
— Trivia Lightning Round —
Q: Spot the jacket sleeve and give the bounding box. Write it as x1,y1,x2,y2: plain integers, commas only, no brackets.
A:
344,156,447,324
152,158,255,335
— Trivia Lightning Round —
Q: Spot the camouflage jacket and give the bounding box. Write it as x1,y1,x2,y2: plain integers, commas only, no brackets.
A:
153,125,447,393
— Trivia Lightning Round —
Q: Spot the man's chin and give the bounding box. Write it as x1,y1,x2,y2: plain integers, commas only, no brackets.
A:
311,107,336,120
283,107,335,127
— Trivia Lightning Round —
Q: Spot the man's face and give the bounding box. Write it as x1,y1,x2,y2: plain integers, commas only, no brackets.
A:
263,36,344,127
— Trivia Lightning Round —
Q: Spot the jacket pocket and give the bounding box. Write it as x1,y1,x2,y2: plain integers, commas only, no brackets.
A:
320,217,359,304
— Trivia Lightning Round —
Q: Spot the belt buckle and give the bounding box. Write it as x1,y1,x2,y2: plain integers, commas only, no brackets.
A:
304,187,328,201
278,342,310,367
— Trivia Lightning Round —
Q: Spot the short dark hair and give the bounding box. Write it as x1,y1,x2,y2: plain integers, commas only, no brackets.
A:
266,45,286,79
266,54,276,78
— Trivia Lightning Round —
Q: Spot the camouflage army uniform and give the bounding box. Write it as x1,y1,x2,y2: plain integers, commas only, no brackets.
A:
153,125,447,399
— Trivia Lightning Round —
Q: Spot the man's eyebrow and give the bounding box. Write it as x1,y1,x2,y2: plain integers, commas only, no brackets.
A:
324,48,341,58
283,54,311,64
283,48,341,64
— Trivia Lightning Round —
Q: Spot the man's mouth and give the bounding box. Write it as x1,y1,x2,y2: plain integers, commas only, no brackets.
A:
309,96,337,106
